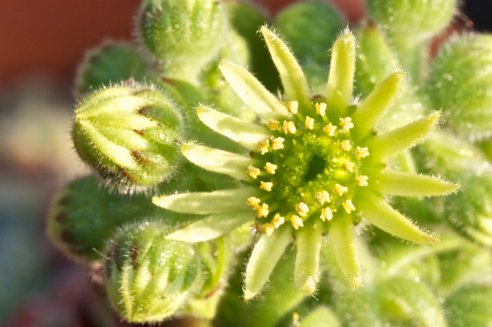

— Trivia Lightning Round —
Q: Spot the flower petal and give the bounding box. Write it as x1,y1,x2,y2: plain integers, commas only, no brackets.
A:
326,28,356,118
378,170,459,197
260,26,311,108
219,61,288,118
165,211,254,243
328,214,362,289
152,188,255,214
244,227,291,300
181,143,253,181
352,72,404,139
357,193,438,245
196,106,269,150
370,111,441,160
294,222,323,294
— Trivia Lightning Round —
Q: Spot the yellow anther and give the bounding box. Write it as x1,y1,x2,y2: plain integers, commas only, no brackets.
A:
296,202,309,217
257,203,269,218
343,160,355,172
288,101,299,114
271,137,285,150
320,207,333,221
272,213,285,228
267,119,280,131
315,102,327,116
247,165,261,179
290,215,304,229
356,146,370,158
260,181,273,192
339,117,354,131
258,139,270,155
283,120,297,134
340,140,352,152
264,223,275,236
247,197,261,209
264,162,278,175
356,175,369,187
342,200,356,214
305,116,315,130
333,184,348,196
315,191,331,205
323,123,337,136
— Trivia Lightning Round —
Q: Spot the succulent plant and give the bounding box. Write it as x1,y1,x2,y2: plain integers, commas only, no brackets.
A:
46,0,492,325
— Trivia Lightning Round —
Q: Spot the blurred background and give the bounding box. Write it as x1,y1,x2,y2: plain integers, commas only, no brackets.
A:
0,0,490,326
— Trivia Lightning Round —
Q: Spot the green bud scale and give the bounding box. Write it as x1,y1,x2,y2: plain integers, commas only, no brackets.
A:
72,83,184,192
105,222,203,323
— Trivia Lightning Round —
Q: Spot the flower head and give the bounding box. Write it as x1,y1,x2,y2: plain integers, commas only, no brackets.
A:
153,27,458,298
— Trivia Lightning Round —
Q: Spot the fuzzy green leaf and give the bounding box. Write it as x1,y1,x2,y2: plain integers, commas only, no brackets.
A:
378,170,459,197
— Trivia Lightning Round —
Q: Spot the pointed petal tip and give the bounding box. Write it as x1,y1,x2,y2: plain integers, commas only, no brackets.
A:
243,289,257,301
300,276,317,295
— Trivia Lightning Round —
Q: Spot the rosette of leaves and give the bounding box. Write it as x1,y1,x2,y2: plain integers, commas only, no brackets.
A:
153,26,458,299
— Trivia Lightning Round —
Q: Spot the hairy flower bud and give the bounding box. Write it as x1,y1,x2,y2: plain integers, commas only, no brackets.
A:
138,0,226,82
75,41,154,97
105,222,203,323
444,283,492,327
47,176,184,261
274,1,343,86
72,83,184,192
367,0,457,41
428,34,492,140
444,173,492,246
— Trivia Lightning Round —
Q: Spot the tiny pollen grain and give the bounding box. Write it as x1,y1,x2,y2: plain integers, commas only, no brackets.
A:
264,162,278,174
323,123,337,136
315,102,327,116
290,215,304,229
258,139,270,155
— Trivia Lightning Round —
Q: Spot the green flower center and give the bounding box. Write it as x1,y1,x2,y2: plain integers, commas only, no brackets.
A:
246,100,370,235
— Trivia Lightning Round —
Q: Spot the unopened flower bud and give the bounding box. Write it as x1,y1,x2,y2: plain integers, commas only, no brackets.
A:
138,0,226,82
75,41,154,97
428,34,492,140
72,83,184,192
444,173,492,246
105,222,203,323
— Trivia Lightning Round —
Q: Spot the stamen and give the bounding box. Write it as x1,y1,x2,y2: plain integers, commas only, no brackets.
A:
267,119,280,131
260,181,273,192
339,117,354,131
290,215,304,229
264,162,278,175
315,102,327,116
257,203,269,218
258,139,270,155
283,121,297,134
320,207,333,221
315,191,331,205
323,123,337,136
247,165,261,179
342,200,356,213
272,213,285,228
356,146,370,158
247,197,261,209
356,175,369,187
343,160,355,172
305,116,315,130
340,140,352,152
271,137,285,150
296,202,309,217
333,184,348,196
288,101,299,114
264,223,275,236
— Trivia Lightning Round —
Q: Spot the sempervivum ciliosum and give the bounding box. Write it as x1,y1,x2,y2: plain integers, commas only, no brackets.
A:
153,27,458,298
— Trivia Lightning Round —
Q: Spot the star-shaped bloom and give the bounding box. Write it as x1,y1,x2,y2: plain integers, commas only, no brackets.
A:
153,27,458,299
